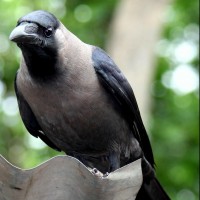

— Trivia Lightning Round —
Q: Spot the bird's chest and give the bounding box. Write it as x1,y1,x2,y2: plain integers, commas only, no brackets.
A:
18,75,126,154
21,78,98,126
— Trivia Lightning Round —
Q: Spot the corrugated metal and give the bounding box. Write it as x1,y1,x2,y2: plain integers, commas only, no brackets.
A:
0,155,142,200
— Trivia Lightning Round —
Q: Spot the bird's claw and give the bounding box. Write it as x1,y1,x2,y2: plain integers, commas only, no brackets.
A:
103,172,109,178
91,168,103,177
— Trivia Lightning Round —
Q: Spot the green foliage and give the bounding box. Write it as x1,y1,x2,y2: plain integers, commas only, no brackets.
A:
0,0,199,199
150,0,199,199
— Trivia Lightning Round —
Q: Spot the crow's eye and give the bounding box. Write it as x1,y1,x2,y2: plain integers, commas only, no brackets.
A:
44,27,53,37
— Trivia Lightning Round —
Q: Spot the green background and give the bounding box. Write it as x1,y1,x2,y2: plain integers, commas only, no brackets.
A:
0,0,199,199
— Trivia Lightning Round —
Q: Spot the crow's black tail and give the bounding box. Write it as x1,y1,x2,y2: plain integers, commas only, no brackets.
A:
136,157,170,200
136,177,170,200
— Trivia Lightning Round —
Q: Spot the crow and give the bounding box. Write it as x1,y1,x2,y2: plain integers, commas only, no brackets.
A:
10,10,170,199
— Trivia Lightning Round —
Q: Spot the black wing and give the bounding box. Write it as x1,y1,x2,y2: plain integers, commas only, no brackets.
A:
14,72,61,151
92,47,154,166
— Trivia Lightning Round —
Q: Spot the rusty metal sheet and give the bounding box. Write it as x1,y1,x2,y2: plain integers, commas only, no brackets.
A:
0,155,142,200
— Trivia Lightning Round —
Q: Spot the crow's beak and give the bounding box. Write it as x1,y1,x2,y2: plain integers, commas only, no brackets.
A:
9,22,42,46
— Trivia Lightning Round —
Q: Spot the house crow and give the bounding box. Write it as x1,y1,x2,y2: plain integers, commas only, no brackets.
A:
10,10,170,199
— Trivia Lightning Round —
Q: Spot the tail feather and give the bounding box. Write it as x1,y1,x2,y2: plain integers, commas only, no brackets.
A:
136,157,170,200
136,178,170,200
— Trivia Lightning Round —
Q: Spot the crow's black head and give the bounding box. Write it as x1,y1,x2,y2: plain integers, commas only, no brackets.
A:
10,10,61,80
10,10,59,48
18,10,59,30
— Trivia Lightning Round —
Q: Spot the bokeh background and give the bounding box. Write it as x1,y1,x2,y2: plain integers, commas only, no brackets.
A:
0,0,199,199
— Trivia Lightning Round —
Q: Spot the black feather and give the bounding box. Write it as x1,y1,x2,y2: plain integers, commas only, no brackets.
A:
92,47,155,166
